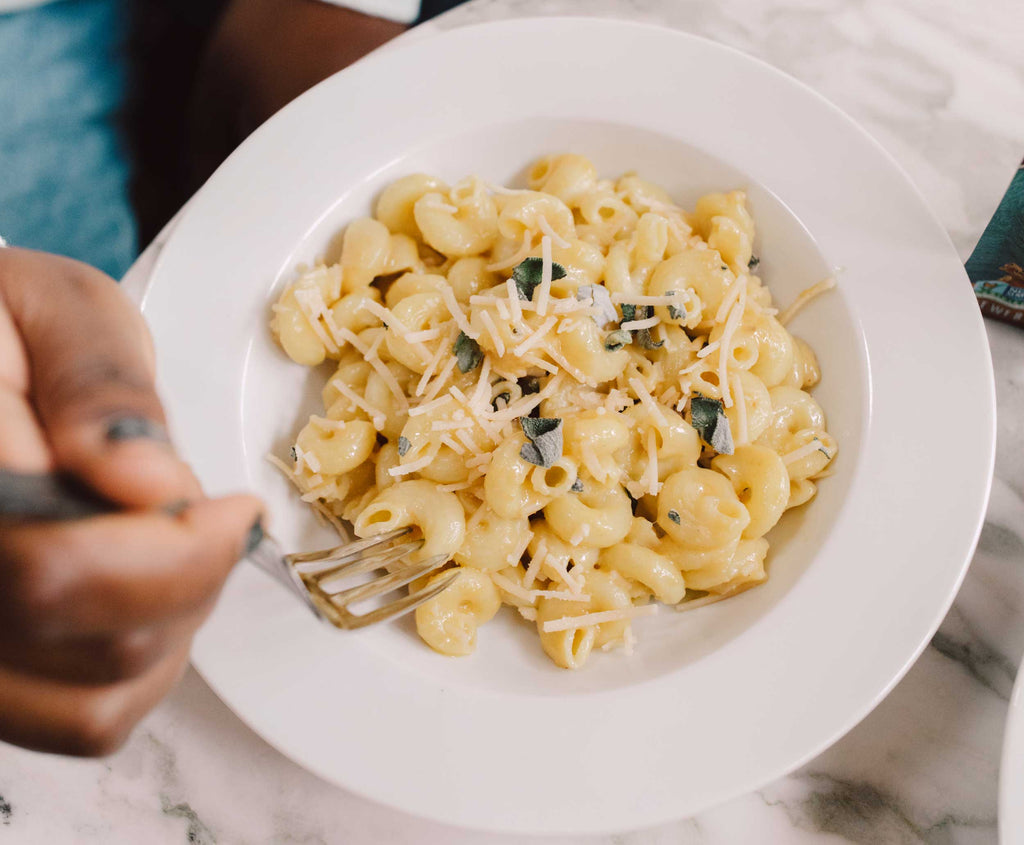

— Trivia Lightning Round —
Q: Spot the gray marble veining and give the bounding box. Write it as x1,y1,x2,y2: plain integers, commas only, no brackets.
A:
3,0,1023,843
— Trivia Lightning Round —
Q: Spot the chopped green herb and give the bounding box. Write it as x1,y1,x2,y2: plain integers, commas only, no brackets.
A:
748,255,760,269
453,331,483,373
817,445,832,459
512,257,566,300
397,436,411,457
519,416,563,468
667,509,681,525
665,290,686,322
621,303,653,323
604,329,632,351
577,284,617,327
289,446,298,462
491,391,511,411
721,265,729,271
570,477,584,493
519,375,541,395
690,394,735,455
635,328,664,350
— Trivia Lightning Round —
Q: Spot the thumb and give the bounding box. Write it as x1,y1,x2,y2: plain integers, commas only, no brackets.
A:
0,249,199,508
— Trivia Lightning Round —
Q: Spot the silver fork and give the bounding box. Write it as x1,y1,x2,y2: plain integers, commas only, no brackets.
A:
248,527,456,629
0,470,456,630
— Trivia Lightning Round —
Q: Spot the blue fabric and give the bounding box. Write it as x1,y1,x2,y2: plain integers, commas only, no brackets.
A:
0,0,136,279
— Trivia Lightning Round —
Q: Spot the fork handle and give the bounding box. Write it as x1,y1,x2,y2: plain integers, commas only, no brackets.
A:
246,533,322,617
0,470,117,521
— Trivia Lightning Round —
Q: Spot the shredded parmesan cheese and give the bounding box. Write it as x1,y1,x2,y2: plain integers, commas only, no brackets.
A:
523,539,547,589
292,287,340,355
541,604,658,633
512,316,556,357
620,315,659,332
486,231,533,272
715,274,745,324
782,437,830,465
611,293,683,306
415,339,450,397
506,530,533,567
568,523,591,547
778,277,837,326
717,283,747,408
542,345,591,384
388,449,437,477
329,380,386,430
478,309,506,357
530,589,590,602
644,428,661,496
537,215,570,249
420,353,459,404
733,373,748,445
405,326,445,344
506,278,523,323
491,572,534,603
439,434,466,455
696,339,721,359
408,393,452,418
628,376,662,421
440,284,479,339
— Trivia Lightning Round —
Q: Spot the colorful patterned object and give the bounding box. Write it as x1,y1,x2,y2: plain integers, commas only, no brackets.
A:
967,159,1024,328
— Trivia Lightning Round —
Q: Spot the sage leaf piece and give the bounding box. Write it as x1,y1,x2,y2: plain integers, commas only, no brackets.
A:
491,391,511,411
665,290,686,322
690,394,735,455
604,329,632,351
453,331,483,373
577,284,617,327
748,255,760,270
620,303,653,324
289,446,298,462
512,257,566,300
397,436,411,457
635,328,664,349
519,416,563,468
570,477,584,493
519,375,541,395
667,509,681,525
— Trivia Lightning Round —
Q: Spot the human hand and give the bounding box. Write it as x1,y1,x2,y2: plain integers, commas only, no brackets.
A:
0,248,263,756
188,0,407,188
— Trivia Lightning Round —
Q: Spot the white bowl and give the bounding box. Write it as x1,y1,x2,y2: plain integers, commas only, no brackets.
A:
142,17,995,835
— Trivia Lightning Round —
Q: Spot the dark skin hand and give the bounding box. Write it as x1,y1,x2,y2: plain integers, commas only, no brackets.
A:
189,0,408,187
0,249,262,756
0,2,403,758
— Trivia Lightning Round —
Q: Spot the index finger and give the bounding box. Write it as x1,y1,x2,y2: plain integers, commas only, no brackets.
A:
0,248,198,507
0,494,263,637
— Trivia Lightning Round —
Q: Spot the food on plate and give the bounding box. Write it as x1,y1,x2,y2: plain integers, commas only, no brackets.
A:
269,154,837,668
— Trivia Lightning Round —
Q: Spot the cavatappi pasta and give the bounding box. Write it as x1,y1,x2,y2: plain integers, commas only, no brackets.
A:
269,155,837,669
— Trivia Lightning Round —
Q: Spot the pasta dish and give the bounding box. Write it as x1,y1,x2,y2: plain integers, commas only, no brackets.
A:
268,154,837,668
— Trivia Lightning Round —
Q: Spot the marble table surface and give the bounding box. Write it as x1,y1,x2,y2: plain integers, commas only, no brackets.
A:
3,0,1024,842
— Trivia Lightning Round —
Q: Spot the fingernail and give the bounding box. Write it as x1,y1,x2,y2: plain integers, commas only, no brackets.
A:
244,518,264,557
106,417,169,443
